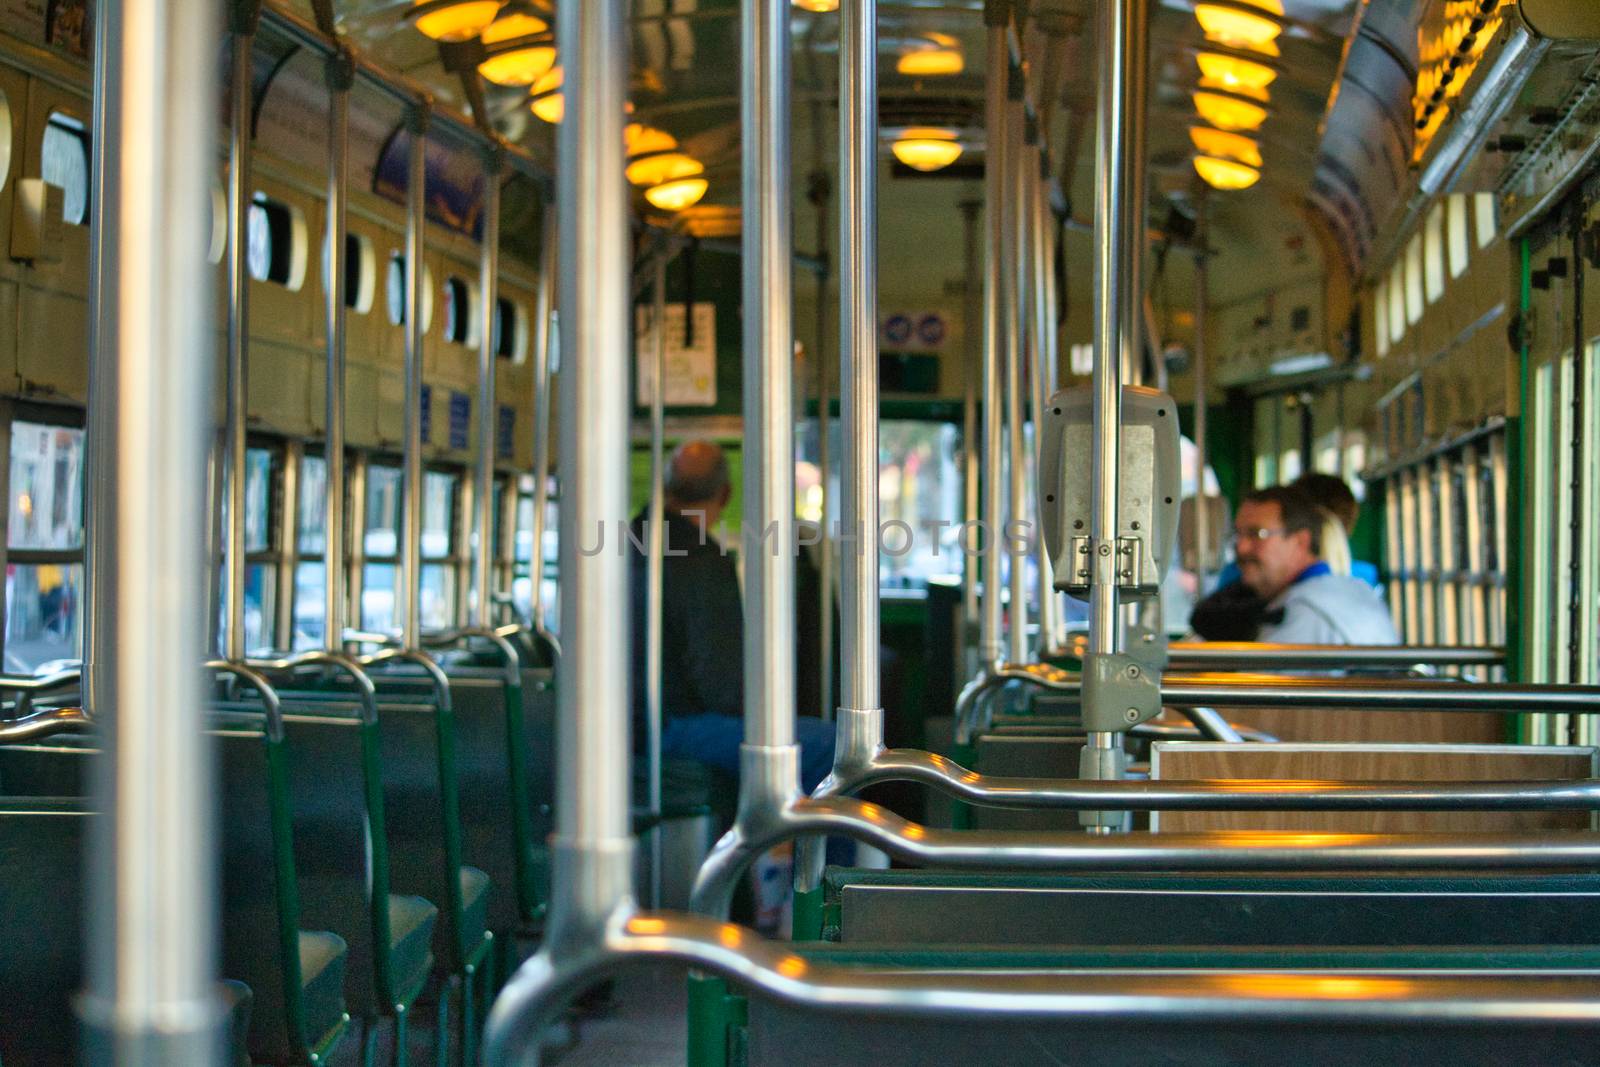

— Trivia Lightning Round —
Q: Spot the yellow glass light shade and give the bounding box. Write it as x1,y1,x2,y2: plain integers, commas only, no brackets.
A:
1194,1,1283,56
412,0,503,41
897,48,964,76
1193,89,1268,132
1194,154,1261,190
892,127,963,172
645,177,709,212
477,12,555,86
626,152,703,187
624,124,678,157
1189,126,1262,167
1195,52,1277,95
529,67,563,123
791,0,839,10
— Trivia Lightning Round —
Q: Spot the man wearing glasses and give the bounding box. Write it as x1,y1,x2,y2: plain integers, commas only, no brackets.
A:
1230,485,1399,645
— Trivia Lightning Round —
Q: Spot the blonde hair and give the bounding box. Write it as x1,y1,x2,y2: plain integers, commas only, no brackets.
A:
1318,506,1351,578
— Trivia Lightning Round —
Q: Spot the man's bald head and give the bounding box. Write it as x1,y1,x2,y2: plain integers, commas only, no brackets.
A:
666,440,731,524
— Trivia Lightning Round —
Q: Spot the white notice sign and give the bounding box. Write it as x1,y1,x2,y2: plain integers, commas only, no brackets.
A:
636,302,717,407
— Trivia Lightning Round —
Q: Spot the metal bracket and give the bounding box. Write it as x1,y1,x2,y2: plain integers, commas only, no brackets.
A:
1114,536,1143,588
1127,621,1169,676
1080,651,1160,733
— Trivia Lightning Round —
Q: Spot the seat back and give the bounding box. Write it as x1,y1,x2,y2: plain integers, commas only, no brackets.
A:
0,797,90,1067
0,739,94,796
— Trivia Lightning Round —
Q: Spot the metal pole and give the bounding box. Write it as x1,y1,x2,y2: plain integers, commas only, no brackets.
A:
839,0,878,717
811,102,835,723
747,0,796,747
529,208,556,639
324,51,352,652
402,106,428,649
1004,88,1029,667
1192,194,1210,584
224,28,254,662
960,199,982,644
83,0,222,1053
1034,145,1063,653
646,255,667,908
979,14,1007,667
473,147,502,628
554,0,631,846
1025,124,1058,660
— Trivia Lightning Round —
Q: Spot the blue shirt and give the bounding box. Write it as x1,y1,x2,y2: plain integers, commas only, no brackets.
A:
1215,558,1379,589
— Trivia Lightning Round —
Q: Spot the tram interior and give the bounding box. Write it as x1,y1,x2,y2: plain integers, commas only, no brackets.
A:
5,0,1600,1064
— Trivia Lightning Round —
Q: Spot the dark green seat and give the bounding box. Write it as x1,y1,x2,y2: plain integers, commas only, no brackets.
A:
822,869,1600,947
0,737,94,796
221,979,254,1067
213,713,350,1064
0,796,90,1067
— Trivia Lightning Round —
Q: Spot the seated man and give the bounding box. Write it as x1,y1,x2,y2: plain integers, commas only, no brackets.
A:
1231,485,1399,645
629,440,836,792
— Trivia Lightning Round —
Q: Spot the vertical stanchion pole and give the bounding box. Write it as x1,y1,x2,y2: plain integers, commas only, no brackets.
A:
550,0,632,880
811,106,835,723
960,199,982,653
645,255,668,909
402,105,428,649
1029,133,1059,658
224,22,255,661
529,208,556,645
979,6,1007,668
1081,0,1146,810
83,0,223,1055
838,0,877,719
1192,195,1210,585
474,147,503,628
745,0,796,750
325,51,352,651
1004,75,1029,667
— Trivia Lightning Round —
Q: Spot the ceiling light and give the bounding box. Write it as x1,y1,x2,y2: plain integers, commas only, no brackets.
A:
897,47,964,76
529,66,563,123
477,12,556,87
1194,0,1283,56
408,0,504,41
645,177,709,212
627,152,703,188
1195,52,1277,95
624,123,677,157
791,0,839,10
891,127,963,172
1193,89,1268,132
1189,126,1262,167
1194,154,1261,190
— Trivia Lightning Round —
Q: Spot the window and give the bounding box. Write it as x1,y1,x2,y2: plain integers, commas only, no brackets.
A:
4,419,86,674
359,463,459,632
292,453,328,650
420,471,458,629
493,298,528,361
247,194,307,289
1375,291,1390,359
1404,234,1425,325
443,276,477,346
1386,265,1405,344
1423,202,1446,304
236,446,279,654
1447,193,1470,279
1069,343,1093,376
208,178,227,265
0,89,13,196
324,232,376,313
40,112,88,225
385,255,436,330
1474,192,1497,248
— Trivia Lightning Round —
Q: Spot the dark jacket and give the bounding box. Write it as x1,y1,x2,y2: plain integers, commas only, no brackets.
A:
629,509,744,743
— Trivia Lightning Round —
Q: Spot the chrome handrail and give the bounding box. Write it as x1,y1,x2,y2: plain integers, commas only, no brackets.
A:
243,650,379,725
418,625,524,688
205,660,284,741
1052,638,1509,670
0,705,93,743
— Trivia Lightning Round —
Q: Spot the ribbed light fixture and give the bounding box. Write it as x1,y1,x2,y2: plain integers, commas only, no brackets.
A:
891,127,963,172
1189,126,1262,168
1195,52,1277,95
529,66,563,123
624,123,677,158
1194,155,1261,190
791,0,839,10
476,12,556,87
1194,0,1284,56
627,151,702,188
1193,88,1268,132
408,0,504,41
898,48,964,76
645,177,709,212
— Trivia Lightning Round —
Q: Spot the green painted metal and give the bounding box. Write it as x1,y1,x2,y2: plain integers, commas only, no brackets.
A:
357,719,400,1011
791,886,825,942
500,679,542,923
687,972,738,1067
266,735,313,1058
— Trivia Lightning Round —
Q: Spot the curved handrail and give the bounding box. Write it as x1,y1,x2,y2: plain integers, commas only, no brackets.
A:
484,904,1600,1066
0,705,93,743
418,625,523,687
355,647,453,717
205,660,284,741
1053,637,1508,670
0,668,84,720
243,650,379,725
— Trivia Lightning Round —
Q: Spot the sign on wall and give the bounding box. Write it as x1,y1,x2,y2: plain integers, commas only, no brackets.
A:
636,302,717,407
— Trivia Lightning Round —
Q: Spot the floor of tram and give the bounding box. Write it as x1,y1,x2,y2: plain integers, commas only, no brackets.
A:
546,970,688,1067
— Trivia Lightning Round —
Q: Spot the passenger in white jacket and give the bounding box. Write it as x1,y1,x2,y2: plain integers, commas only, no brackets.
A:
1231,486,1400,646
